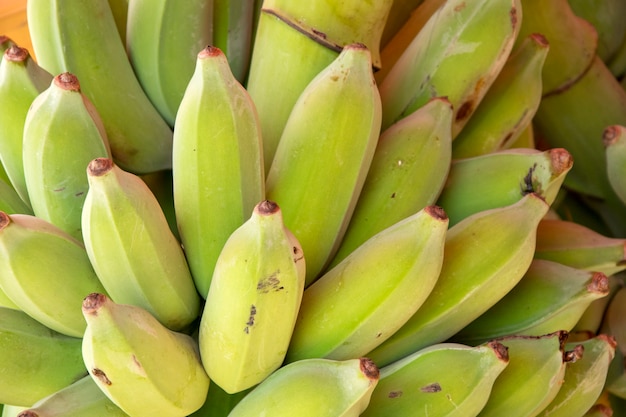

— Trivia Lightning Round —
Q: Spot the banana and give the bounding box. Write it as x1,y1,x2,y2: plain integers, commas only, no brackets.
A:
188,384,250,417
81,293,210,416
227,357,379,417
452,33,549,158
329,96,453,267
27,0,174,174
0,277,20,310
265,43,382,285
0,211,107,337
583,404,614,417
378,0,427,51
608,30,626,79
379,0,521,135
573,274,622,335
0,177,32,216
599,285,626,357
198,200,305,394
107,0,128,44
2,405,28,417
22,72,111,241
603,125,626,206
0,307,86,407
361,341,509,417
285,205,448,363
172,45,265,298
125,0,213,126
81,158,200,331
0,35,16,53
213,0,256,83
367,192,550,367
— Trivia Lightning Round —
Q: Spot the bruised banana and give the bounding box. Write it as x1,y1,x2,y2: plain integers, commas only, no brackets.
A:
603,124,626,206
81,293,210,417
173,45,264,298
227,357,379,417
285,205,448,363
82,158,200,331
199,200,305,394
266,43,382,285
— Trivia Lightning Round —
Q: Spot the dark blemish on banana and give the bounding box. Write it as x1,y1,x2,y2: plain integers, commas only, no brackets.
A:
54,187,66,192
293,246,304,263
421,383,442,393
244,304,256,334
521,164,537,195
257,272,284,293
391,192,396,199
92,368,112,385
388,390,403,398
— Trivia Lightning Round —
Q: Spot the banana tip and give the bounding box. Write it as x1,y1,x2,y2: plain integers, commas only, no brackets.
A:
359,357,380,382
487,341,510,363
55,72,81,91
256,200,280,215
5,45,29,62
82,292,108,314
0,211,10,229
88,158,114,176
17,412,38,417
602,125,624,147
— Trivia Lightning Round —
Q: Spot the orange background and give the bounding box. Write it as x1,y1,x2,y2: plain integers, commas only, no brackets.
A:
0,0,35,57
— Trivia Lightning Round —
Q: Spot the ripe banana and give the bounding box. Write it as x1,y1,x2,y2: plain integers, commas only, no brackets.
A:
266,43,382,285
367,192,550,367
603,125,626,206
199,200,305,394
285,205,448,363
81,293,210,416
213,0,256,82
81,158,200,331
27,0,174,174
227,357,379,417
172,45,264,298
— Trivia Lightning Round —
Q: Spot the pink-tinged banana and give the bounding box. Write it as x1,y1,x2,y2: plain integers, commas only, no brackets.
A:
0,212,106,337
266,43,382,285
0,45,52,207
227,357,379,417
0,35,16,53
572,274,621,335
285,206,448,363
81,158,200,331
379,0,521,135
213,0,256,83
0,177,32,216
584,404,614,417
437,147,572,226
362,341,509,417
22,72,111,241
27,0,174,174
0,307,86,407
246,0,392,170
81,293,210,416
198,200,305,394
452,33,549,158
329,97,452,267
603,125,626,206
454,260,610,345
125,0,213,126
172,46,264,298
367,192,549,367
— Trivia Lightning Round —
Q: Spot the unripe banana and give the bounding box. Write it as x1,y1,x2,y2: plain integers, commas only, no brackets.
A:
0,211,106,337
22,72,111,241
266,43,382,285
362,341,509,417
199,200,305,394
0,177,32,216
188,383,250,417
173,45,265,298
603,125,626,206
213,0,256,82
81,158,200,331
0,35,16,53
227,357,380,417
81,293,210,417
285,205,448,363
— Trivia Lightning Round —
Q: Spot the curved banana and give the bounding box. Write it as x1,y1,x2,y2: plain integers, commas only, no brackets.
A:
603,125,626,206
0,177,32,216
81,293,210,416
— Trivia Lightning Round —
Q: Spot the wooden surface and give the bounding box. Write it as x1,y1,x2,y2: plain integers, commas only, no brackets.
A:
0,0,35,58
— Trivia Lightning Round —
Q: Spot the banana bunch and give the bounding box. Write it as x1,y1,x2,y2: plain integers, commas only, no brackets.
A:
2,0,626,415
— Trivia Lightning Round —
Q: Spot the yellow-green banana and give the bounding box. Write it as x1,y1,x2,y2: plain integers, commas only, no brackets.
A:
188,384,250,417
603,124,626,206
0,177,32,216
213,0,256,83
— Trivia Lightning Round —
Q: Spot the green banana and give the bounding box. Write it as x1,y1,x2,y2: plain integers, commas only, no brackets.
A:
0,307,86,407
0,211,106,337
227,357,380,417
0,35,16,53
285,205,448,363
81,293,210,416
361,341,509,417
572,274,622,335
608,29,626,79
0,276,20,310
27,0,174,174
599,285,626,357
22,72,111,241
81,158,200,331
172,45,265,298
188,384,250,417
107,0,128,44
367,192,550,367
603,125,626,206
329,96,453,267
0,177,32,216
265,43,382,285
125,0,213,126
199,200,305,394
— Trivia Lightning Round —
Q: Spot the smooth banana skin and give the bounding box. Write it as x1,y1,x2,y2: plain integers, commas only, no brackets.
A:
361,341,509,417
22,72,111,241
213,0,256,83
227,357,380,417
81,293,210,417
603,125,626,206
82,158,200,331
107,0,129,43
0,211,107,337
27,0,174,174
126,0,213,126
173,45,264,298
379,0,521,135
199,200,305,394
0,177,32,216
2,405,29,417
0,45,52,207
285,205,448,363
329,97,453,267
0,307,86,407
452,33,549,158
367,192,550,367
608,30,626,79
437,147,572,227
188,384,250,417
266,43,382,285
599,286,626,358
